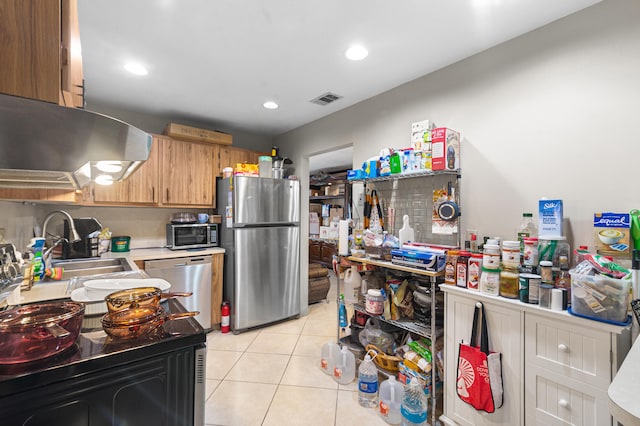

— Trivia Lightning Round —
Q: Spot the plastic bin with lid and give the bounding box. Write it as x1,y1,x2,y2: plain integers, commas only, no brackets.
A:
570,271,630,323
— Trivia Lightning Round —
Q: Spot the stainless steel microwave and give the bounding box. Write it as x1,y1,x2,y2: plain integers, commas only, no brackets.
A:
166,223,219,250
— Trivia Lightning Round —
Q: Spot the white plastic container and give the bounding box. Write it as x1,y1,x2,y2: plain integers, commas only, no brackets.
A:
344,266,362,304
320,341,341,376
366,289,385,315
501,240,521,269
482,244,501,270
333,346,356,384
379,375,404,424
480,267,500,296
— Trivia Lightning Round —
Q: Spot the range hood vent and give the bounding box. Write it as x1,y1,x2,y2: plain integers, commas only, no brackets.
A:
0,94,152,190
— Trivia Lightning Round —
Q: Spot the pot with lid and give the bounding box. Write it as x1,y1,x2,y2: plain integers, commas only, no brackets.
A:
0,302,84,364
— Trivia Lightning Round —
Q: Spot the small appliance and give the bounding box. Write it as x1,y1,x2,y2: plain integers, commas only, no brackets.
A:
166,223,218,250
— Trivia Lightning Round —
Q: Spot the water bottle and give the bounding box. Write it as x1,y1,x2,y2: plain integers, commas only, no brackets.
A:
401,377,428,426
333,346,355,385
358,354,378,408
320,340,340,376
379,375,404,424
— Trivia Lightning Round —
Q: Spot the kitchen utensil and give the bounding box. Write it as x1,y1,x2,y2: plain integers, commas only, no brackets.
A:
0,302,84,364
101,308,198,340
104,286,192,316
437,182,460,221
170,212,197,224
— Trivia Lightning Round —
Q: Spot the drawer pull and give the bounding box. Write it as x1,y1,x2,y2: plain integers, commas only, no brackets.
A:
559,399,569,408
558,344,568,352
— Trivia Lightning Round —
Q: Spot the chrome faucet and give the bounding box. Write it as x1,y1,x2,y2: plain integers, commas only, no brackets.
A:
41,210,81,268
41,210,81,243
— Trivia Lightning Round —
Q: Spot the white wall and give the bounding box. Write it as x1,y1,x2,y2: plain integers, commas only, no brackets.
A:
275,0,640,312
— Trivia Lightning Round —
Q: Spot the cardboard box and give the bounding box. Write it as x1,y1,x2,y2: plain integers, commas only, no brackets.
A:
164,123,233,145
329,207,343,221
539,199,563,238
234,163,258,176
309,212,320,235
431,127,460,171
319,226,331,239
593,212,631,256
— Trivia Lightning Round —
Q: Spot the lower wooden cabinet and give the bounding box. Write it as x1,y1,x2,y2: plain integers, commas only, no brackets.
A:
440,286,631,426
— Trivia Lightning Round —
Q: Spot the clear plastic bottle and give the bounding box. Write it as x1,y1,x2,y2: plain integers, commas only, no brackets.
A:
401,377,428,426
358,354,379,408
517,212,538,257
320,340,341,376
379,375,404,424
333,346,356,385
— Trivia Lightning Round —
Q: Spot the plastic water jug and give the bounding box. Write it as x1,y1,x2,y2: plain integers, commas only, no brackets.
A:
333,346,355,385
320,341,340,376
343,266,361,303
379,375,404,424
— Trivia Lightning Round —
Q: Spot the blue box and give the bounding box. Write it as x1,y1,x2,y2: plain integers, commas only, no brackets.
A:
390,249,446,272
347,169,365,180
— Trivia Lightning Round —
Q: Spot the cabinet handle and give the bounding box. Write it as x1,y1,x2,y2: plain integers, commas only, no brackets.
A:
558,399,569,408
558,344,568,352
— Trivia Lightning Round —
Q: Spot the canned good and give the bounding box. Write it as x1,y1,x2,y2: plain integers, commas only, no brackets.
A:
519,273,541,304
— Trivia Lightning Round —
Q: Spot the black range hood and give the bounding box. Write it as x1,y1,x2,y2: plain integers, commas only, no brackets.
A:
0,94,152,190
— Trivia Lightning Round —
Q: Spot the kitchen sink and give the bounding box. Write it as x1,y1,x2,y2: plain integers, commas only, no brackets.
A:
44,258,133,281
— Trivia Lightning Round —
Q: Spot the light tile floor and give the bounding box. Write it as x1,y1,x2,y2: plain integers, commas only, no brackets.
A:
204,272,390,426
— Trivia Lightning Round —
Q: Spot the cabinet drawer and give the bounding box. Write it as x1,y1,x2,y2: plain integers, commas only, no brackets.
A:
525,313,611,388
525,364,610,426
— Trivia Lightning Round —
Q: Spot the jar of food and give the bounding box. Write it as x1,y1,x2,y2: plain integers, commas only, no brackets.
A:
456,251,470,288
480,267,500,296
539,260,554,283
501,240,521,269
365,289,385,315
523,237,539,266
444,250,460,285
482,244,501,270
499,267,520,299
467,253,483,291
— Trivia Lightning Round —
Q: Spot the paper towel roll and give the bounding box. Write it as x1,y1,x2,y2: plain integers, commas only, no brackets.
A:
338,220,349,256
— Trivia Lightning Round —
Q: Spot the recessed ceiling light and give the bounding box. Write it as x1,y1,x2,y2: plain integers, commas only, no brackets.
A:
124,62,148,76
263,101,279,110
95,174,114,186
345,45,368,61
96,161,123,173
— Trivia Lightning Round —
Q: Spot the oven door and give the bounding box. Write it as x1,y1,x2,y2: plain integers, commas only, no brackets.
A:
171,225,209,249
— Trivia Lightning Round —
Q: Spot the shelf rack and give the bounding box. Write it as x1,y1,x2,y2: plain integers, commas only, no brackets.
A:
348,168,460,184
346,255,443,426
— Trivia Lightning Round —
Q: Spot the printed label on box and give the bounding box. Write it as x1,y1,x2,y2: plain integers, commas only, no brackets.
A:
594,212,631,256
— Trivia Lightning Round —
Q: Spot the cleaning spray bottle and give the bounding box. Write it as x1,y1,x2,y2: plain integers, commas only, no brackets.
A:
339,294,348,331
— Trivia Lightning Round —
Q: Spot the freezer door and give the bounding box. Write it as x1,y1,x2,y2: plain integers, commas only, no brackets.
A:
233,176,300,226
233,226,300,331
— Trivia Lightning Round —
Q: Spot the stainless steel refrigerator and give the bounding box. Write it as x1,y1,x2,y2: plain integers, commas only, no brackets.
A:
218,176,300,333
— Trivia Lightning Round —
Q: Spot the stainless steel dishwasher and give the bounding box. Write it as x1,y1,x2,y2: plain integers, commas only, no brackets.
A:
144,255,212,330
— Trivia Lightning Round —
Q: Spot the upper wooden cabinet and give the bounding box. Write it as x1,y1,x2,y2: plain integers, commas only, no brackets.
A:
159,136,216,207
216,146,263,177
0,0,84,108
92,138,160,205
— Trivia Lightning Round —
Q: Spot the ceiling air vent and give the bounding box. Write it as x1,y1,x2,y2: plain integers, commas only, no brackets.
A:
310,92,343,106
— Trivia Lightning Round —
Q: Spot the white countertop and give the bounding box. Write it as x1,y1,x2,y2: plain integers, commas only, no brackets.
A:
609,335,640,426
13,247,225,306
101,247,225,261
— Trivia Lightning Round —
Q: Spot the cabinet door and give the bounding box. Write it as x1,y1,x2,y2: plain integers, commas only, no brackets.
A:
60,0,83,107
443,292,523,426
211,253,223,326
92,136,160,204
320,241,336,264
309,240,322,262
160,137,215,206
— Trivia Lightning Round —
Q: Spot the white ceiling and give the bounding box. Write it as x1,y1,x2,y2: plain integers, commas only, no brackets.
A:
78,0,601,137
